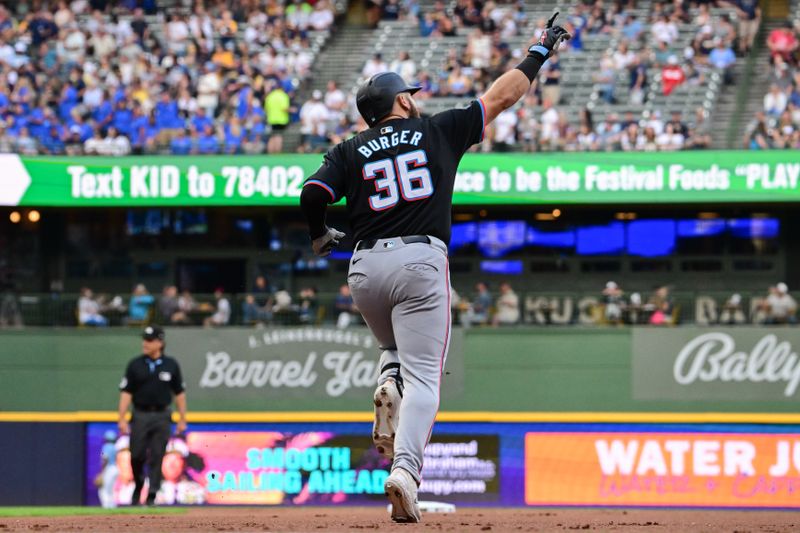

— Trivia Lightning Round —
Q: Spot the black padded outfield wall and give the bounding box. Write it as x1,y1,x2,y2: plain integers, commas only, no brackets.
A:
0,423,85,505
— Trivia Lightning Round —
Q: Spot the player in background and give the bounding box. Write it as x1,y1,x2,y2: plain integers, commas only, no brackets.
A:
300,12,570,523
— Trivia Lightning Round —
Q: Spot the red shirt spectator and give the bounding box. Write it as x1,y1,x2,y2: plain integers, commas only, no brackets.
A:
661,58,686,96
767,22,799,60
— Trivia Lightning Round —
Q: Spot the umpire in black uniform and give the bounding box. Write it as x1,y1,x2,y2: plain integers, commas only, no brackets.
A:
117,325,187,505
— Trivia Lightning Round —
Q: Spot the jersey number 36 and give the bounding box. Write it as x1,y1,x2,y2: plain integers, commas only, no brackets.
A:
362,150,433,211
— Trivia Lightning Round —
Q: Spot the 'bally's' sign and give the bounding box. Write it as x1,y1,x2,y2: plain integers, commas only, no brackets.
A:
633,328,800,401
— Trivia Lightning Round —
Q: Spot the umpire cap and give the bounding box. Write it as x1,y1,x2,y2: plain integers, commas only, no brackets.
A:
142,325,165,341
356,72,421,127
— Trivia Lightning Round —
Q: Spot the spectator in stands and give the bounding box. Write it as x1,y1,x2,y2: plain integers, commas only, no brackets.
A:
362,53,388,79
516,97,540,152
768,21,799,64
720,293,745,325
334,284,358,329
540,53,562,105
178,289,196,315
310,0,335,30
265,80,290,154
390,51,417,83
763,283,797,325
16,127,39,155
656,123,685,151
666,110,688,138
621,14,644,42
613,41,636,71
324,80,347,115
491,108,517,151
709,39,736,85
465,282,492,326
300,90,330,152
651,14,678,45
764,84,788,117
128,283,154,324
242,294,271,325
445,65,473,97
628,53,648,105
298,286,319,324
686,108,712,149
735,0,761,54
540,99,561,150
620,122,643,151
648,285,674,325
170,129,193,155
595,113,622,150
204,288,232,327
78,287,108,327
105,127,131,156
602,281,624,325
745,111,771,149
159,285,189,325
492,282,520,326
661,56,686,95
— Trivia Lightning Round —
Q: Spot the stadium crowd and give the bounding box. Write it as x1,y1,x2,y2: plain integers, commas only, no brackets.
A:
0,0,794,154
745,14,800,149
304,0,754,152
0,0,335,155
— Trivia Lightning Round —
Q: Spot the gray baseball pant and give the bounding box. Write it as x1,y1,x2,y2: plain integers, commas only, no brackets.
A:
347,236,451,483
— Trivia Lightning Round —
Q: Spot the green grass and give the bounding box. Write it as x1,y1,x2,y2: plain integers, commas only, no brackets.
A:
0,506,187,517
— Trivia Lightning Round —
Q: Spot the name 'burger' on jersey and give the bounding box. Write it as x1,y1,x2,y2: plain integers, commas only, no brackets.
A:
304,99,485,245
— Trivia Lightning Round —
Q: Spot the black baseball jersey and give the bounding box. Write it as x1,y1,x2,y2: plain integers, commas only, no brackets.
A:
120,354,185,409
304,99,486,244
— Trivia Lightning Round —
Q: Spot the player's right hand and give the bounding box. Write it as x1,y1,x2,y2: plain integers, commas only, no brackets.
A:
118,419,130,435
529,11,572,58
312,226,346,257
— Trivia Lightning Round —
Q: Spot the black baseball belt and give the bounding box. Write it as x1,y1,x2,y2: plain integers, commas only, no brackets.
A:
356,235,431,251
134,404,168,412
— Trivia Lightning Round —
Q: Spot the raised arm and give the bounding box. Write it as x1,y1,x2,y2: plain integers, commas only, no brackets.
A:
480,11,571,125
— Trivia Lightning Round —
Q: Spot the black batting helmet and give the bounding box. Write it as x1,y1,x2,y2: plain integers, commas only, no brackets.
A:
356,72,421,127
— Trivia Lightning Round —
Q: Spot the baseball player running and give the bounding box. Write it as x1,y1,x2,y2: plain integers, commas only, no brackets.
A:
300,12,569,522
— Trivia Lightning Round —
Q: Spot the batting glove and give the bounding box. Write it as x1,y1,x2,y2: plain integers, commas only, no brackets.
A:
528,11,572,59
312,226,346,257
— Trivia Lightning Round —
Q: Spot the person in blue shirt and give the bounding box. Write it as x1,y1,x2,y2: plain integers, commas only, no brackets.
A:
41,124,66,154
128,284,155,323
196,124,219,154
112,100,134,137
190,108,213,134
244,114,267,153
621,14,643,42
223,117,245,154
26,105,46,139
155,92,182,132
97,430,119,509
93,93,114,130
708,39,736,85
236,84,252,119
129,106,148,154
59,85,79,121
170,129,193,155
143,112,161,153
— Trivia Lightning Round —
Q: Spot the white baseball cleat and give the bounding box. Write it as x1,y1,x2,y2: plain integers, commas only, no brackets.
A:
384,467,421,523
373,377,400,458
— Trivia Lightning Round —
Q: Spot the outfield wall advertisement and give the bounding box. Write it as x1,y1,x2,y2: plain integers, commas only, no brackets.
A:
525,431,800,508
84,423,500,507
85,422,800,508
2,151,799,206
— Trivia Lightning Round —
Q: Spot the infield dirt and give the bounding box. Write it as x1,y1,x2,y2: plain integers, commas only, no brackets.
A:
1,506,798,532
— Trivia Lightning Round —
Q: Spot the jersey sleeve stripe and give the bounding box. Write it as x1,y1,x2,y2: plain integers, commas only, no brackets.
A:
477,97,487,143
304,179,337,202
